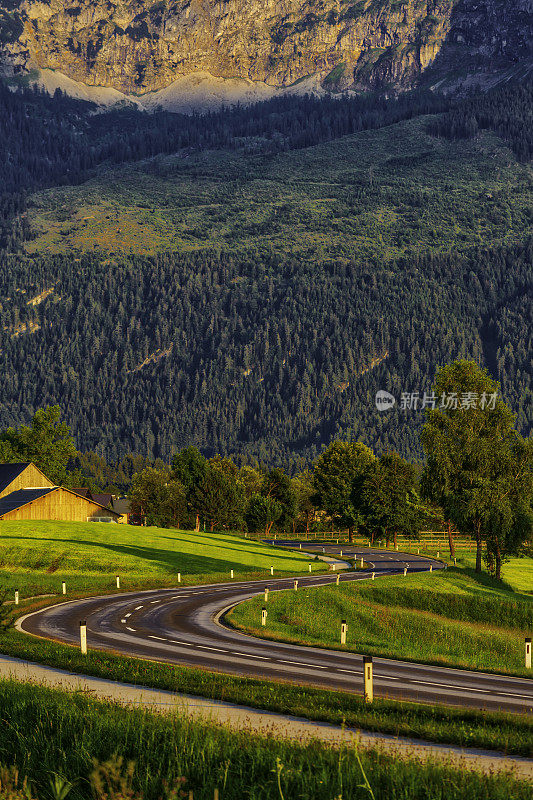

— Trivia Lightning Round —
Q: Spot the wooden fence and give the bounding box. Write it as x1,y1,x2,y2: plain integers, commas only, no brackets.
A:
241,528,478,553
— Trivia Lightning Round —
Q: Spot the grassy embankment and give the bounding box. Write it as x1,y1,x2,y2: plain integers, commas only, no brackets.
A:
0,681,531,800
0,520,325,596
229,562,533,677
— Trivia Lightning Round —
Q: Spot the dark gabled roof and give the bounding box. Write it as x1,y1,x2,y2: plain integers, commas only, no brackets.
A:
91,493,113,509
70,488,91,498
0,463,33,494
112,498,131,515
0,487,55,516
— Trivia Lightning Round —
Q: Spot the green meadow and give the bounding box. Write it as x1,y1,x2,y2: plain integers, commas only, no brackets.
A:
0,521,324,596
229,562,533,677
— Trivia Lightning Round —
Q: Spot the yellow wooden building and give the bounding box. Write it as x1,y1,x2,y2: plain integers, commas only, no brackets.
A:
0,463,122,522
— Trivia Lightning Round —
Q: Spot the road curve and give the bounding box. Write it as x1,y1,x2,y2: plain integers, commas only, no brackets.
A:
17,546,533,714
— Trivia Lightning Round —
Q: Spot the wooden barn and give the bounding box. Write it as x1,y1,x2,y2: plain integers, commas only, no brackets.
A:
0,463,122,522
0,462,54,499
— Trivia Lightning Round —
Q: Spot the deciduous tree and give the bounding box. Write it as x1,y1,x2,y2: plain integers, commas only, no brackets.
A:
421,359,527,572
313,441,375,541
130,467,187,528
0,406,77,485
361,451,417,547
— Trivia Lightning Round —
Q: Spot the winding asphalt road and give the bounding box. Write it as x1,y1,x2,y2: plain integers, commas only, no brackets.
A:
17,545,533,714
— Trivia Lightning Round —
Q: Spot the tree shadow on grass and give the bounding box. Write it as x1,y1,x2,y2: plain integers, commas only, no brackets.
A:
0,537,304,576
448,565,530,600
158,534,303,564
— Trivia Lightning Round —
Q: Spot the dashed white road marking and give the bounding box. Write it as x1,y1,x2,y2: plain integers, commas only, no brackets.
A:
239,653,270,660
126,627,136,632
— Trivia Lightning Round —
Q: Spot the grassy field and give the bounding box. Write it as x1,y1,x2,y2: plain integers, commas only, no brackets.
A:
24,116,532,259
0,521,324,596
0,681,531,799
229,563,533,677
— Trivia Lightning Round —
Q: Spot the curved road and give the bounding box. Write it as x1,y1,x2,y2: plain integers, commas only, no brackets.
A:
17,546,533,714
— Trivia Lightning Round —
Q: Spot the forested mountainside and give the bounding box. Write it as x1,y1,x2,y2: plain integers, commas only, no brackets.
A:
0,242,531,466
0,80,531,467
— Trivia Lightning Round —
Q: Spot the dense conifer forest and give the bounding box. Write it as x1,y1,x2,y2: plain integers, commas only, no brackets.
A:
0,78,531,467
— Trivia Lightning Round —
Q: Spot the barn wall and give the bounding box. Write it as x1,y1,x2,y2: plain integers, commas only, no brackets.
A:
2,489,120,522
0,464,55,499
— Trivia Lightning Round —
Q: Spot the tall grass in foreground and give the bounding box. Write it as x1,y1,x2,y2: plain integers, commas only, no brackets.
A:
0,681,530,800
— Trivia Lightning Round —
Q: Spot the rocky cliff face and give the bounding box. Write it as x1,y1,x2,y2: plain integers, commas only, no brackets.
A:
0,0,531,94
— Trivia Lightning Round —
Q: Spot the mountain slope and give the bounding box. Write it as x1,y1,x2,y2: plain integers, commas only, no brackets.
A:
0,110,531,464
0,0,531,100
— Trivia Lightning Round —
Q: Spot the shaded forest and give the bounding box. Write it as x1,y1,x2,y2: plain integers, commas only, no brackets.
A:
0,241,530,467
0,78,531,466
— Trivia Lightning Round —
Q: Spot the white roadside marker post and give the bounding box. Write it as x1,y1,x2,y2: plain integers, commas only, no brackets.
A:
363,656,373,703
14,590,19,606
80,620,87,655
454,558,457,566
62,581,66,595
177,572,181,583
429,564,433,573
371,572,375,581
403,567,407,576
116,575,120,589
332,563,337,571
270,566,274,576
299,543,302,550
309,563,312,573
230,569,234,579
336,573,340,586
264,587,269,602
417,548,420,555
323,547,325,554
340,619,347,645
293,579,298,591
526,638,532,669
437,551,440,558
340,550,343,557
360,557,364,568
261,607,267,627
